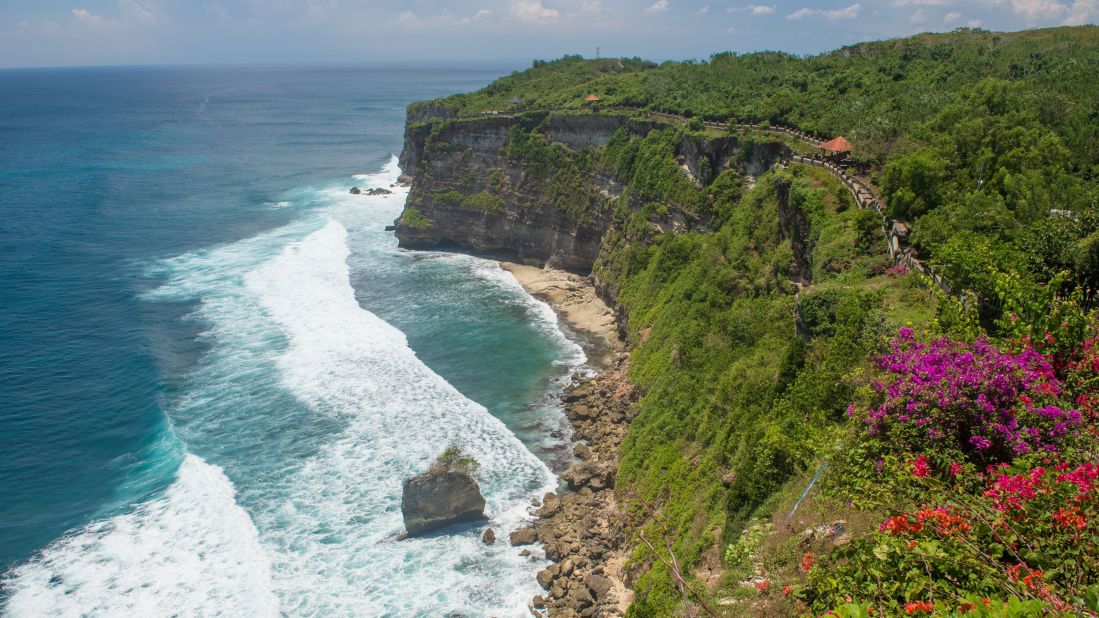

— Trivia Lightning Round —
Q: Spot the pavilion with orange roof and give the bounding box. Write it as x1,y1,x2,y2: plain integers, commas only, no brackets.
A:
819,136,853,158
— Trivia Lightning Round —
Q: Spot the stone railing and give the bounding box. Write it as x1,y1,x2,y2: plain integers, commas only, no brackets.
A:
789,155,949,294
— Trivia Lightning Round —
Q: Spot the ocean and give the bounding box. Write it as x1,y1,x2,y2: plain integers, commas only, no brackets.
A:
0,65,584,616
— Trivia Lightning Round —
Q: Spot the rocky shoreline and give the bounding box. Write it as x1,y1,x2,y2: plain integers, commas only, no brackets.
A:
501,264,638,617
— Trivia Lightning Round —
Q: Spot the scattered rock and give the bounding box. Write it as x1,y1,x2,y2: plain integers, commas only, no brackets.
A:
510,528,538,546
523,359,638,616
573,443,593,461
532,595,546,609
585,574,613,601
482,528,496,545
350,186,362,195
384,225,397,232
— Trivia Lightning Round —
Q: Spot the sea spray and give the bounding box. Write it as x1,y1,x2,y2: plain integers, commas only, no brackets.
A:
5,159,581,616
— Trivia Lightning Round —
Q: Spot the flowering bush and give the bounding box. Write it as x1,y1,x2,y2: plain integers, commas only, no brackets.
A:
849,329,1082,461
809,453,1099,613
803,327,1099,615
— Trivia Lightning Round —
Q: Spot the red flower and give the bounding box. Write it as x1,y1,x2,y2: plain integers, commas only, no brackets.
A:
959,602,976,613
1053,506,1087,530
910,455,930,478
914,506,971,537
755,579,771,592
880,514,923,535
782,585,793,596
800,552,815,573
906,540,918,549
949,461,963,477
905,600,934,614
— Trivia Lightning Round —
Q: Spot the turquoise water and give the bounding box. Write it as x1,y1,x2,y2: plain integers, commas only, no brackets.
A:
0,66,583,615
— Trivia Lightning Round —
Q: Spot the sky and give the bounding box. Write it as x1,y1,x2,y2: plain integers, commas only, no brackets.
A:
1,0,1095,68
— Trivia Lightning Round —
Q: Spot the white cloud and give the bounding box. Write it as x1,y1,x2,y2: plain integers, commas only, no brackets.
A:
1063,0,1098,23
968,18,982,25
696,3,710,14
398,8,493,29
71,8,120,29
646,0,670,13
118,0,157,25
729,3,776,13
512,0,560,21
787,2,860,19
825,3,862,18
986,0,1068,20
910,8,927,22
458,9,492,24
944,10,962,22
891,0,951,5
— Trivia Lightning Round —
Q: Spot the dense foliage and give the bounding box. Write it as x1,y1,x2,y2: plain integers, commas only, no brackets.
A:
417,26,1099,313
592,160,932,615
801,325,1099,616
403,25,1099,617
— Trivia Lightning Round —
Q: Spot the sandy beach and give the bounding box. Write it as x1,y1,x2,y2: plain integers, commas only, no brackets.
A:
500,263,623,368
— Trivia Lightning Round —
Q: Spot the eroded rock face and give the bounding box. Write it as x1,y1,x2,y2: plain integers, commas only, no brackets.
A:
394,112,788,274
401,470,487,536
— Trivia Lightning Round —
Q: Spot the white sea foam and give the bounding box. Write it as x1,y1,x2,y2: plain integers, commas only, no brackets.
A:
244,216,555,615
5,157,570,617
3,456,278,618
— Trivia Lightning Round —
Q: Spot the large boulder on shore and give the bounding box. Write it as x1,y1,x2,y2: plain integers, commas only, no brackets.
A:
401,469,487,536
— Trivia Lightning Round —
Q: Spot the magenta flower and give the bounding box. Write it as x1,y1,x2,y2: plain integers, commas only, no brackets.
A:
851,331,1081,461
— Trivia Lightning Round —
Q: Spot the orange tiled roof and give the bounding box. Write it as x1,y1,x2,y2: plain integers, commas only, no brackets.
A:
820,136,853,153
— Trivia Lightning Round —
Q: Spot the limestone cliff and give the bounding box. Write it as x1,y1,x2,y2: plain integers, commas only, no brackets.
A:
394,111,789,273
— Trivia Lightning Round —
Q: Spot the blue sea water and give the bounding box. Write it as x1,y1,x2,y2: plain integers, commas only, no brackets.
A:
0,65,585,616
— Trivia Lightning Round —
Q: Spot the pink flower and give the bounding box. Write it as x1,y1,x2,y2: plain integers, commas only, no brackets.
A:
950,461,963,477
910,455,930,478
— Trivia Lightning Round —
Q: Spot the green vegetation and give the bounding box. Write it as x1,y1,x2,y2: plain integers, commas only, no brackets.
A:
420,26,1099,314
430,444,480,476
399,206,432,229
402,25,1099,616
594,165,927,616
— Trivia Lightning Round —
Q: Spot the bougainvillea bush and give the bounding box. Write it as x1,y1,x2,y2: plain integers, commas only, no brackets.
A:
802,329,1099,615
854,328,1082,462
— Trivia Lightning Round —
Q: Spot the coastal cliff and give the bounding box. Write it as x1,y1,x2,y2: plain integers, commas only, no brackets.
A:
394,112,786,273
393,108,806,616
389,28,1099,617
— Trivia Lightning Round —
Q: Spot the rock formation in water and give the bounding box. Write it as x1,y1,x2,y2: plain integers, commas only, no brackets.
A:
401,446,487,536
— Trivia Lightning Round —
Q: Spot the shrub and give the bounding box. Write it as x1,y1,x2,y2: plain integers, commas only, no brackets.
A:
849,329,1081,462
399,207,432,229
810,455,1099,615
431,444,479,475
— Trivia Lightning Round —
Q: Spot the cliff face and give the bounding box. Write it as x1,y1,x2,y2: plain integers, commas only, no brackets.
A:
395,114,625,272
394,112,788,273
